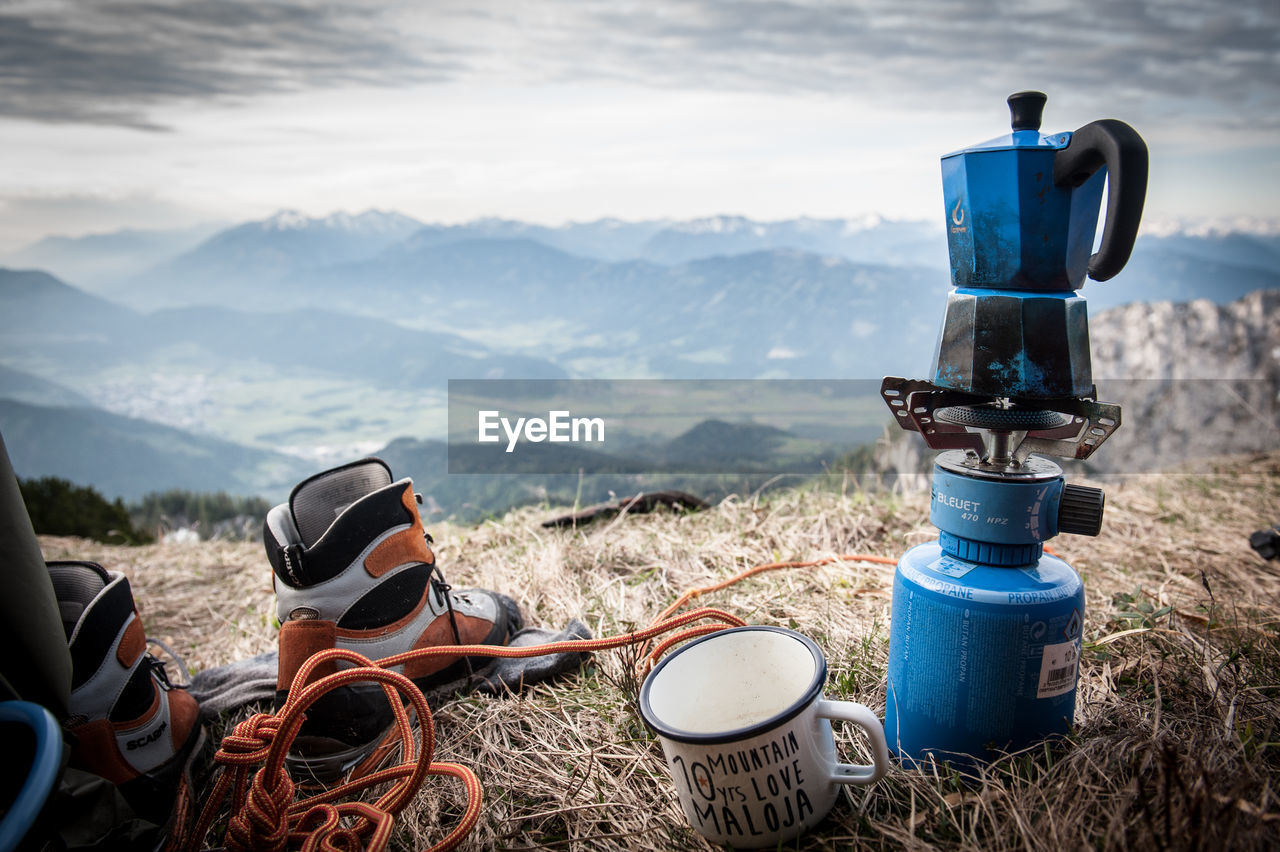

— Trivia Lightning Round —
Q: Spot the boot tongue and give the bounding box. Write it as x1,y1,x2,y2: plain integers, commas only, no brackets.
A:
47,561,111,639
290,458,394,547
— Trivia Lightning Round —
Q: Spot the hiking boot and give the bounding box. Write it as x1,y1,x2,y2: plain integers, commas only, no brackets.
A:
264,458,522,778
48,560,204,831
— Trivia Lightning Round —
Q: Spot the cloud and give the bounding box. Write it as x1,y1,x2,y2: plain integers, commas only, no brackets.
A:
2,0,1275,131
0,0,464,129
535,0,1279,126
420,0,1273,133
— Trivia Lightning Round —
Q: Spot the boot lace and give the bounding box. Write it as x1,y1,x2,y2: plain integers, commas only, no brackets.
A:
424,536,470,675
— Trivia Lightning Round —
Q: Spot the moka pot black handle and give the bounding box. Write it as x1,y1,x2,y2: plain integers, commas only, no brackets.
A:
1052,119,1148,282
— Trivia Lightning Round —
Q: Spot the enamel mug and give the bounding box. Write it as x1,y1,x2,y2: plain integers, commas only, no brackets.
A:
640,626,891,848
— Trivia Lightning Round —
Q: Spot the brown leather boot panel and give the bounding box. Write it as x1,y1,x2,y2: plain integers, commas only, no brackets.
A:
70,718,139,785
116,614,146,667
454,611,503,645
166,688,201,750
363,486,435,578
277,619,339,691
401,613,496,680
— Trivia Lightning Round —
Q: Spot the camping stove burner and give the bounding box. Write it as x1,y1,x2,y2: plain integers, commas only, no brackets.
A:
935,405,1069,431
880,376,1121,463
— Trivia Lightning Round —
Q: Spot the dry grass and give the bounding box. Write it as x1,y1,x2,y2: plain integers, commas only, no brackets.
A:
39,452,1280,851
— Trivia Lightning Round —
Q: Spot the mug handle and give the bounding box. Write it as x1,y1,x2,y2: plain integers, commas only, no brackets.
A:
815,699,891,786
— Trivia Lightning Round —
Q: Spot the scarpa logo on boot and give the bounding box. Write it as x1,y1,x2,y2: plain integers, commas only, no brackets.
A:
126,720,167,750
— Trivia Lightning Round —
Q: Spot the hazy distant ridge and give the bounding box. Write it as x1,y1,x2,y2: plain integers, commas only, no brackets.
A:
8,211,1275,321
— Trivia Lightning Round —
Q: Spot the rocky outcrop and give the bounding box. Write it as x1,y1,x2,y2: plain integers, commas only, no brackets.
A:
1088,289,1279,472
1091,289,1279,382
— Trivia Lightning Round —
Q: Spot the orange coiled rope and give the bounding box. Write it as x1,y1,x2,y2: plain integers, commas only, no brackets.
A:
187,554,896,852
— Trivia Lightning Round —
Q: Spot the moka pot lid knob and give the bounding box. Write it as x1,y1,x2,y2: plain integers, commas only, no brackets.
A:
1008,91,1047,131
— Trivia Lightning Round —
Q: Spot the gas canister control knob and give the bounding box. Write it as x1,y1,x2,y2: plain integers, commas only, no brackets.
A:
1059,484,1105,537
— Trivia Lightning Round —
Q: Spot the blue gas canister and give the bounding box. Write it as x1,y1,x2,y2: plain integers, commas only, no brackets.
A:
885,452,1099,767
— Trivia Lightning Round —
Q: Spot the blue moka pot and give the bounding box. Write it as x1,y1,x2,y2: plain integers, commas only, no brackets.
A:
934,91,1147,400
943,90,1146,293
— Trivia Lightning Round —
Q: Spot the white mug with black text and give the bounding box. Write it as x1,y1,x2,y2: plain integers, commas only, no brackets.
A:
640,626,891,848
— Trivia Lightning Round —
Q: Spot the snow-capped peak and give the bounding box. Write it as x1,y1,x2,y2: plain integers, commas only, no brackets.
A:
261,209,311,231
840,213,885,234
674,215,759,235
1142,215,1280,239
258,209,421,235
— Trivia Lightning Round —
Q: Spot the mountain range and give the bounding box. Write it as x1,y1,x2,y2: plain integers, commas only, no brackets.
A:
1,209,1276,513
12,209,1275,382
8,210,1277,316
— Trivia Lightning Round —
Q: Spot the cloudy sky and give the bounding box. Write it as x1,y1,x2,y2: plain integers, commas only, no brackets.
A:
1,0,1276,250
